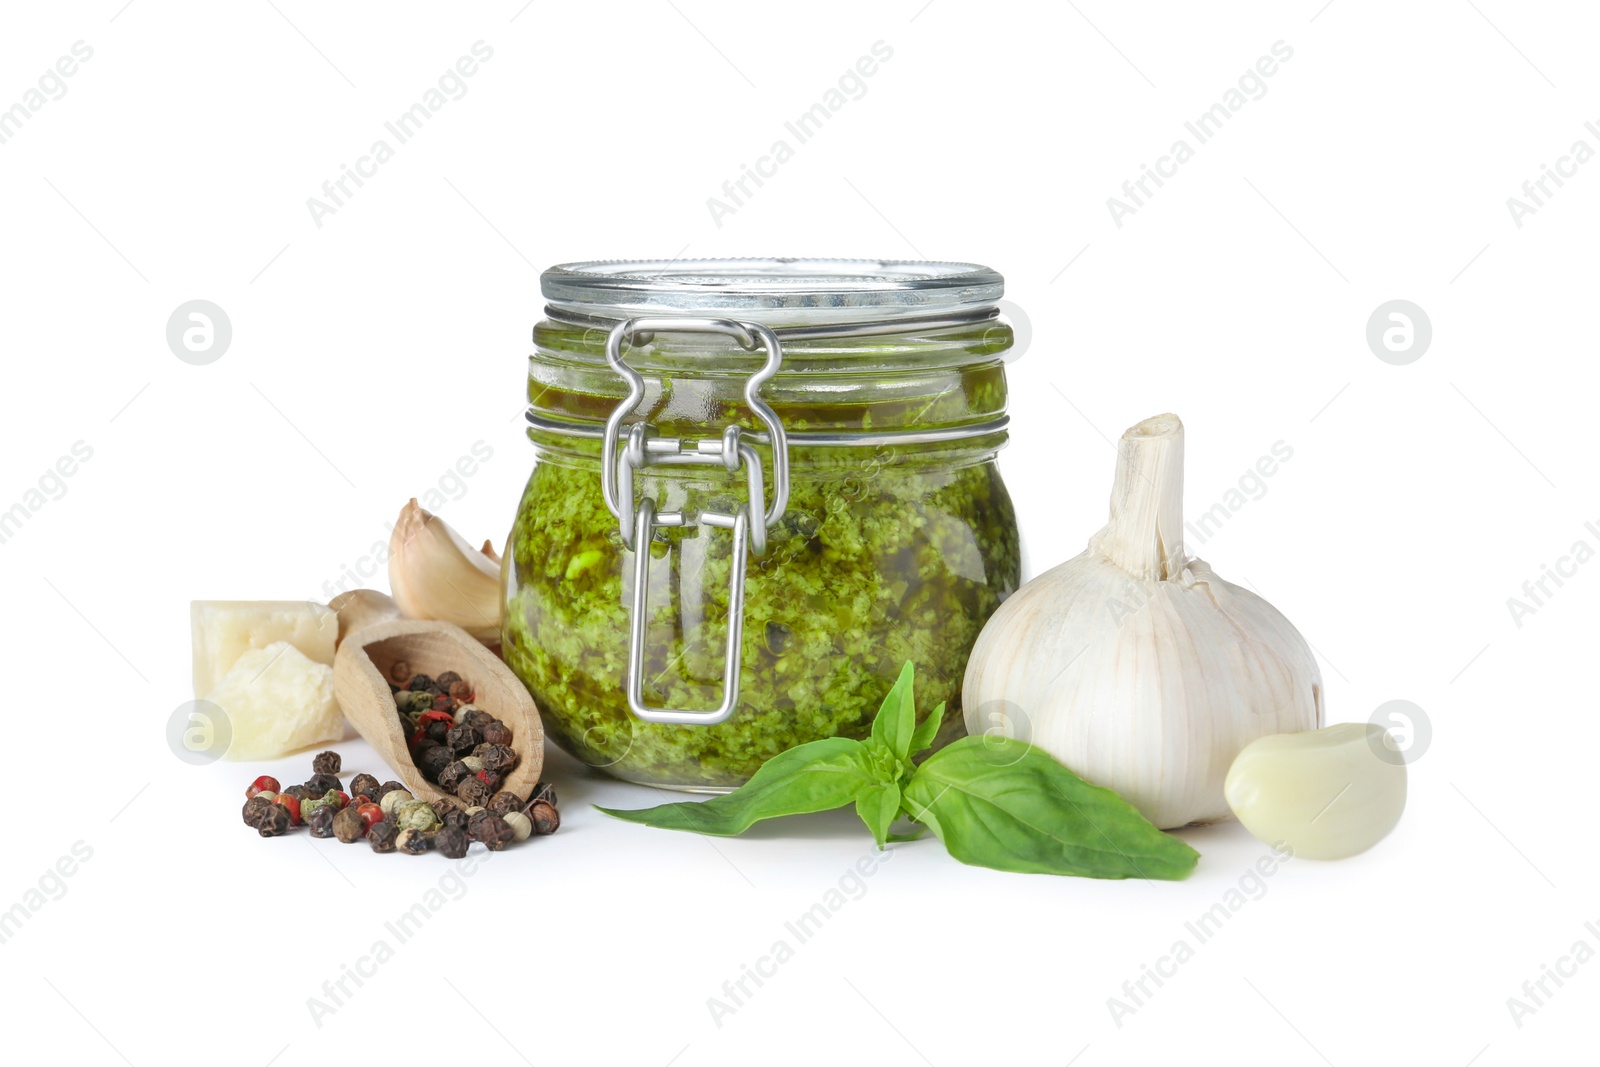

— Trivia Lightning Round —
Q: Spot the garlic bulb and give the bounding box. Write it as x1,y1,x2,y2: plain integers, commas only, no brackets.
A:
962,413,1322,829
388,499,502,642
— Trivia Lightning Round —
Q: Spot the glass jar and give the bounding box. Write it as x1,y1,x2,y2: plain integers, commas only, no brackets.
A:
503,259,1020,791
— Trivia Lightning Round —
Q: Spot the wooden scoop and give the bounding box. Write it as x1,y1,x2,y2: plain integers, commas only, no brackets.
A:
333,618,543,807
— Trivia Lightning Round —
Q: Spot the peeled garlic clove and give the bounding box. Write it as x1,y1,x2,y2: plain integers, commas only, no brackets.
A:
1224,723,1405,860
388,499,502,642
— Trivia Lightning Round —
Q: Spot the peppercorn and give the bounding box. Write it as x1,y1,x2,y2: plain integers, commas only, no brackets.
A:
455,775,490,807
369,821,399,853
307,805,337,838
532,782,557,807
463,709,495,730
256,803,292,838
396,828,432,854
389,660,412,684
429,797,458,822
283,783,317,802
242,794,276,828
312,751,342,775
332,805,366,843
478,745,518,774
471,812,515,851
528,801,561,836
349,773,381,801
480,721,513,747
437,761,470,792
441,808,471,832
435,670,462,688
435,825,471,859
396,800,442,833
445,723,481,755
426,719,453,746
375,781,408,802
274,793,303,826
502,810,533,842
419,746,454,781
305,773,342,796
460,756,485,774
486,791,523,818
246,775,280,799
378,789,414,817
476,770,504,793
407,674,435,692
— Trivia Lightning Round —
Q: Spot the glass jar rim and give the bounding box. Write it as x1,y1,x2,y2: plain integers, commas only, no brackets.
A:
541,257,1003,327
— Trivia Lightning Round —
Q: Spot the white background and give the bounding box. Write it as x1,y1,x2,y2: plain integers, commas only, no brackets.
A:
2,1,1595,1064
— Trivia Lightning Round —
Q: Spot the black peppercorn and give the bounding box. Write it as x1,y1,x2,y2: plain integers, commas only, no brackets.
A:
476,770,504,794
349,773,381,800
375,780,408,802
332,806,366,843
532,782,557,807
449,680,473,702
256,803,292,838
472,812,515,851
435,825,471,859
426,719,452,746
242,795,276,828
486,791,523,818
438,761,470,792
463,709,495,730
480,721,513,747
307,805,337,838
429,797,458,821
305,773,342,796
436,670,462,688
528,801,561,836
478,745,518,774
442,808,471,832
455,775,491,807
389,660,412,684
312,751,342,775
280,784,314,802
419,746,454,781
407,674,435,692
368,821,399,853
445,723,481,755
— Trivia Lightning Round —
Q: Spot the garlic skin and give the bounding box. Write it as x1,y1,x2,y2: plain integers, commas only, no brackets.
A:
962,414,1322,829
388,499,502,642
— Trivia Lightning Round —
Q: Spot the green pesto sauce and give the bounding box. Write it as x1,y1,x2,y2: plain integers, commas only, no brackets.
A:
502,448,1020,791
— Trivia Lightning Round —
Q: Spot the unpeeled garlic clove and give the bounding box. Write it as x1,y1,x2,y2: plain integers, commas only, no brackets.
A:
1224,723,1406,860
388,499,502,642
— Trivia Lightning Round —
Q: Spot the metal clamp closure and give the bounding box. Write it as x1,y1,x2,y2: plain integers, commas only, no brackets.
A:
601,317,789,726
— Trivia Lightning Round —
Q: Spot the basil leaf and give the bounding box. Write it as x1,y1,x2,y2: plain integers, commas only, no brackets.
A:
869,661,918,760
902,737,1199,880
907,700,946,756
854,782,900,849
598,737,876,836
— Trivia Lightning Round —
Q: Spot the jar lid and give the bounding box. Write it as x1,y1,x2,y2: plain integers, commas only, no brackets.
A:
541,258,1003,327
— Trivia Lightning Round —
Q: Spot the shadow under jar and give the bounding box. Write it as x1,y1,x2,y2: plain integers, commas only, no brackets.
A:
504,259,1021,792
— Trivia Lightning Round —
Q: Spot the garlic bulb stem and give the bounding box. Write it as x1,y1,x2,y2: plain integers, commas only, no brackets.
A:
1089,413,1188,581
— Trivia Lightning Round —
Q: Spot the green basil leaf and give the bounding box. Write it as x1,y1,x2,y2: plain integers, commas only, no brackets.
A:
597,737,876,836
902,737,1199,880
854,782,900,849
907,700,946,756
869,661,918,760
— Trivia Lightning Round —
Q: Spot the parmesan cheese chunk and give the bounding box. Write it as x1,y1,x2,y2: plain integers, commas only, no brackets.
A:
191,600,336,697
207,642,345,761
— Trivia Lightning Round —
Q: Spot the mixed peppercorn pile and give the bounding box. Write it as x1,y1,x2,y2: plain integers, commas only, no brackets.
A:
238,666,559,857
